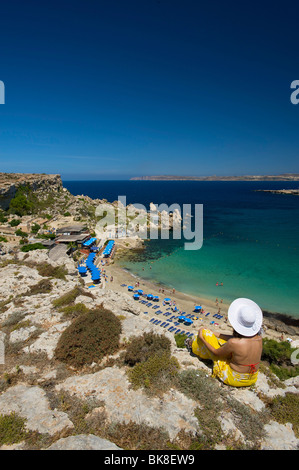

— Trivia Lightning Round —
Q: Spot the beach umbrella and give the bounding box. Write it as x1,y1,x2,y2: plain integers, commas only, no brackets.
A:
164,298,171,303
133,294,140,300
137,290,144,294
153,295,159,300
147,294,153,299
178,316,186,322
194,306,202,310
128,286,134,291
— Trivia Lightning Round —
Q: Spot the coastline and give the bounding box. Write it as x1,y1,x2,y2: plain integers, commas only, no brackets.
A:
101,255,299,340
111,240,299,330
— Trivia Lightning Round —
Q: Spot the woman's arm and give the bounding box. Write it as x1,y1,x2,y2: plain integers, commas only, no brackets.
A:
199,328,234,359
216,333,234,341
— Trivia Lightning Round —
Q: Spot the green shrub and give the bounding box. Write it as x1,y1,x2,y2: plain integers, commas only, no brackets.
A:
269,393,299,437
128,351,180,395
52,287,82,308
37,263,67,280
174,333,188,348
55,307,122,367
0,412,28,445
25,279,52,296
9,187,34,216
15,229,29,238
262,338,295,365
21,243,48,252
9,219,21,227
60,302,89,319
31,223,40,234
124,332,172,367
270,363,299,381
0,211,8,223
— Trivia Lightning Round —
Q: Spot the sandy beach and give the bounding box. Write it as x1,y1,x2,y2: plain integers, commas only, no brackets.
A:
75,248,299,341
106,264,232,337
84,252,299,342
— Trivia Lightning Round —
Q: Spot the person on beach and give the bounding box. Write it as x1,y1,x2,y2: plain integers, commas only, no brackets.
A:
185,298,263,387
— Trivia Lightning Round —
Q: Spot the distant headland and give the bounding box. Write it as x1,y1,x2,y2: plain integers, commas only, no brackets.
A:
131,173,299,181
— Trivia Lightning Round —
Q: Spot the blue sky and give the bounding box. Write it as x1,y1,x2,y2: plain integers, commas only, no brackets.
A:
0,0,298,180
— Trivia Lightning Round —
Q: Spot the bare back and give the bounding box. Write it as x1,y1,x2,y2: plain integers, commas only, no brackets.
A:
228,335,263,373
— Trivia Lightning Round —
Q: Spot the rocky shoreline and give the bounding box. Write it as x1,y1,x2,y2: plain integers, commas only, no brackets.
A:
254,189,299,196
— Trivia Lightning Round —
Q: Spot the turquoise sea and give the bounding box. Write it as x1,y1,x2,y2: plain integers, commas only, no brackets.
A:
64,180,299,319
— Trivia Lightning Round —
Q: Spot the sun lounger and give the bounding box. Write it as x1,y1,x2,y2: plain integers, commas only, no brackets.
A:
205,312,210,317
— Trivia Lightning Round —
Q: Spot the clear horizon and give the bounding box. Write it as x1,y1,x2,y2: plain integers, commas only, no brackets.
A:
0,1,299,179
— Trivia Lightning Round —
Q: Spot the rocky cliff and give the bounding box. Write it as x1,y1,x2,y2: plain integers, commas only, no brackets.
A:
0,173,63,210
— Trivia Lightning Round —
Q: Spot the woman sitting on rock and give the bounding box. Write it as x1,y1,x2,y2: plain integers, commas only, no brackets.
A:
185,298,263,387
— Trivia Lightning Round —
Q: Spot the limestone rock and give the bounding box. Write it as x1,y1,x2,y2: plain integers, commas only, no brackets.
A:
0,384,73,435
261,420,299,450
56,367,199,439
95,289,142,316
23,321,70,359
9,325,37,344
45,434,122,450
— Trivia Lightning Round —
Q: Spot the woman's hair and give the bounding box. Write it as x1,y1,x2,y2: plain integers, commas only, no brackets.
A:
233,329,262,338
233,329,244,338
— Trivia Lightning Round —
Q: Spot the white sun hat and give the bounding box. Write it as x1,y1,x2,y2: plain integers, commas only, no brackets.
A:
228,298,263,337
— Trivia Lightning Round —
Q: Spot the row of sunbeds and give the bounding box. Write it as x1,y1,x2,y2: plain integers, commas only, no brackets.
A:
147,316,194,337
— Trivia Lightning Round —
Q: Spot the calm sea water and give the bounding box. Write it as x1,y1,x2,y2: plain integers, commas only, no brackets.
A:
64,180,299,318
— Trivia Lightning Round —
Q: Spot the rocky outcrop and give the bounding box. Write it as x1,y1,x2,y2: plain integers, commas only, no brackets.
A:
0,173,63,210
0,384,74,435
46,435,122,450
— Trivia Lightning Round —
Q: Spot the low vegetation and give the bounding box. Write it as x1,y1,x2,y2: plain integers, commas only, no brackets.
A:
52,287,84,308
262,338,299,380
21,243,48,252
55,307,122,368
0,412,29,445
124,332,172,366
268,393,299,437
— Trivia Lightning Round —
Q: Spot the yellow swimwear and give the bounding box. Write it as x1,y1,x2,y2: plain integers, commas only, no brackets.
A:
191,329,258,387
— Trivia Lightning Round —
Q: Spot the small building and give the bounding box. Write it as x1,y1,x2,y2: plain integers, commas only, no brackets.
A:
56,224,87,236
55,233,90,247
